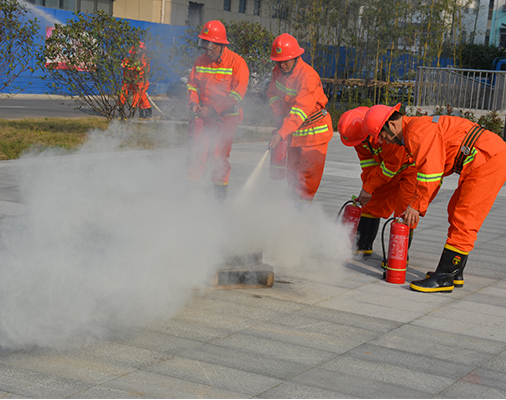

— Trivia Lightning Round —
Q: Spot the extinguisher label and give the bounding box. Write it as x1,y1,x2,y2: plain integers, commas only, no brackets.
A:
389,234,408,260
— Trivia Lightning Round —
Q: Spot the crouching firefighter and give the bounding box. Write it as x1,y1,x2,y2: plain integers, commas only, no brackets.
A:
363,103,506,293
337,106,418,258
186,20,250,200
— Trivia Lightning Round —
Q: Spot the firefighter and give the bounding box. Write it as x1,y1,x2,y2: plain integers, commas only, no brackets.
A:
338,106,418,257
186,20,249,200
363,103,506,293
267,33,333,209
120,41,152,120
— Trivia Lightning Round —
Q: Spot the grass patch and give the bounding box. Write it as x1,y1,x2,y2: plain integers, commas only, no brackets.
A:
0,117,270,161
0,117,109,160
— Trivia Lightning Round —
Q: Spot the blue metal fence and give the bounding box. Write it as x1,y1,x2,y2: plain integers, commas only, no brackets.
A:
3,6,188,95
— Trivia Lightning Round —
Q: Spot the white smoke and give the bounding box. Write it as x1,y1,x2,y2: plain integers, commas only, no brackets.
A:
0,122,351,350
18,0,64,26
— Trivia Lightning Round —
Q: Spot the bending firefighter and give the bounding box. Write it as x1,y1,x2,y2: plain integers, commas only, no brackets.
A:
267,33,333,209
120,41,152,120
337,106,418,258
364,103,506,293
186,20,249,200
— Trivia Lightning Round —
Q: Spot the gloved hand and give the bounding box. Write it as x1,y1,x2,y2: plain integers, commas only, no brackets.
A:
269,131,282,149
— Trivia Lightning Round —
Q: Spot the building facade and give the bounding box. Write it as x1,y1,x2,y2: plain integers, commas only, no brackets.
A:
26,0,274,29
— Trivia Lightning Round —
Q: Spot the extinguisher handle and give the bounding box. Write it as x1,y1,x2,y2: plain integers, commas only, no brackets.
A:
380,217,397,270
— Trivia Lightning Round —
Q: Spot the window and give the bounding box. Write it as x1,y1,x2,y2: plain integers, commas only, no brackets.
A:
271,0,288,20
253,0,261,15
224,0,231,11
25,0,112,13
239,0,246,13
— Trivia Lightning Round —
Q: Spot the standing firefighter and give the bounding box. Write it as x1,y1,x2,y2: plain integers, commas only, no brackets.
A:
186,20,249,200
338,106,418,257
120,41,152,120
363,103,506,293
267,33,333,209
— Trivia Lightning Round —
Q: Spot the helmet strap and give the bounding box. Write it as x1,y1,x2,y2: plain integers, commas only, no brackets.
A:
383,122,403,146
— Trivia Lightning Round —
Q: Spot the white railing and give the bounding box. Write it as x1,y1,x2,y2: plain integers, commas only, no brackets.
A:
415,67,506,111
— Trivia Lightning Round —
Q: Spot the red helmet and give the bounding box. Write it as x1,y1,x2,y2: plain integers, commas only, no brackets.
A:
270,33,305,62
198,20,229,45
363,103,401,141
338,106,370,147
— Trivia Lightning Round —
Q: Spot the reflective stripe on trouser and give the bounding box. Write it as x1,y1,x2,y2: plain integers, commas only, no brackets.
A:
187,118,237,185
120,81,150,109
286,141,329,201
362,166,417,220
446,148,506,253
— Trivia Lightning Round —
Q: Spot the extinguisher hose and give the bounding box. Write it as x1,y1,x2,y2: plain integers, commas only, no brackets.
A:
381,217,397,269
336,200,354,222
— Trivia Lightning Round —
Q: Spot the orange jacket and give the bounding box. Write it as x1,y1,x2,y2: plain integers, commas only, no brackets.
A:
402,115,506,215
187,46,249,124
355,139,415,195
122,46,150,83
267,58,332,147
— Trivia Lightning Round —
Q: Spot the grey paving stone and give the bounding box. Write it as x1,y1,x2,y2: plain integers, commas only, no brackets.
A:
255,381,355,399
208,331,339,366
143,317,233,343
369,324,506,365
243,314,382,353
177,342,310,380
292,366,432,398
142,356,282,396
111,328,206,355
320,353,455,394
435,380,506,398
459,367,506,392
101,370,247,398
0,349,132,385
292,305,403,333
0,363,92,398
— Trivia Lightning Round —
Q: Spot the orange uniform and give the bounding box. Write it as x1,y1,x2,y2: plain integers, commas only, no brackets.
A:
356,140,417,220
267,58,333,201
402,115,506,253
120,45,150,110
186,46,249,185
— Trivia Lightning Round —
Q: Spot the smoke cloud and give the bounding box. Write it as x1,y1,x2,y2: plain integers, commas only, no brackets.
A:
0,122,351,350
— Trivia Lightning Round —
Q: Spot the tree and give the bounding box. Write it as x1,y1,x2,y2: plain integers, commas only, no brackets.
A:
0,0,40,100
38,11,167,121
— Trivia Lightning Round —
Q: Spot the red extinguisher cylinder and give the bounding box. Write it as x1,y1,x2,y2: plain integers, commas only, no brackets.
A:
270,132,287,180
385,220,410,284
342,203,362,239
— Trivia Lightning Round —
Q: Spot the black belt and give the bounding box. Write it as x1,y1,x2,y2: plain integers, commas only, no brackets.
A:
300,109,327,128
453,125,484,174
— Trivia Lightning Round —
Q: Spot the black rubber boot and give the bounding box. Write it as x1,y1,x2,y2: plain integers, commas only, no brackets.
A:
144,107,152,120
425,256,467,288
356,216,380,257
138,108,145,119
214,184,228,201
410,247,468,293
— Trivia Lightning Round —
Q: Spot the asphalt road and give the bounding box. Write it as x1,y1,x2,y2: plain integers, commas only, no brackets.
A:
0,95,105,119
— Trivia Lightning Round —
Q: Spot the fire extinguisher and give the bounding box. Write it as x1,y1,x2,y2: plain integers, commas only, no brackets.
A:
381,217,410,284
336,196,362,240
270,130,287,180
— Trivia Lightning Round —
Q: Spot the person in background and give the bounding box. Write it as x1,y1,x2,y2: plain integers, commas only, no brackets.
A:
267,33,333,210
337,106,418,259
120,41,152,120
363,103,506,293
186,20,249,200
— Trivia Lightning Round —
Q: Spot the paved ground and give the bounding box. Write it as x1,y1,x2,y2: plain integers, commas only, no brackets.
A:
0,131,505,398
